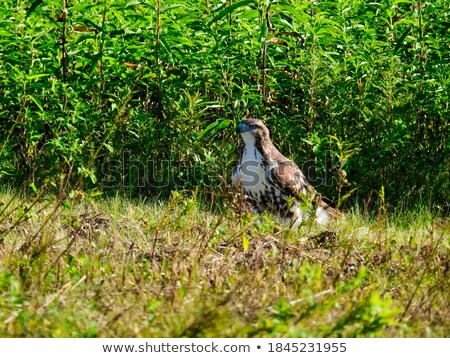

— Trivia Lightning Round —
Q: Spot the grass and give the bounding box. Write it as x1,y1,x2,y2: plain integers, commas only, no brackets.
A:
0,189,448,338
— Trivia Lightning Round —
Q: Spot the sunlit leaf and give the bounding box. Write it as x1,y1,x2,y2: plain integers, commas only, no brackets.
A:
208,0,255,26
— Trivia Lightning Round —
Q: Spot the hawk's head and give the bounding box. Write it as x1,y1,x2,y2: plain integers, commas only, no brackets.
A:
237,118,270,144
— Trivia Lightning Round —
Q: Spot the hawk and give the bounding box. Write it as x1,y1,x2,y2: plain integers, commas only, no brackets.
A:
232,118,339,228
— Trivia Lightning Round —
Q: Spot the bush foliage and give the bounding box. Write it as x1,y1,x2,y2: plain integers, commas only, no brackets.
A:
1,0,449,208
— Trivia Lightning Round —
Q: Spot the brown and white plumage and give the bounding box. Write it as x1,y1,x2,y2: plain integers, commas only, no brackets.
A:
233,118,339,228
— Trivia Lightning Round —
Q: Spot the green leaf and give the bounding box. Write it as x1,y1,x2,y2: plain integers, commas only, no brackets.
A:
259,17,268,43
26,74,51,81
0,30,13,37
104,143,114,153
391,0,414,5
242,235,249,251
200,119,231,139
126,0,141,7
393,27,411,54
208,0,255,26
29,183,38,193
28,95,44,111
26,0,44,18
275,2,310,24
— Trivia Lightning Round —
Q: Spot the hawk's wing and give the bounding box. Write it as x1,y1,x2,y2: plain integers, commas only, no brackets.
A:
268,158,315,202
268,156,340,217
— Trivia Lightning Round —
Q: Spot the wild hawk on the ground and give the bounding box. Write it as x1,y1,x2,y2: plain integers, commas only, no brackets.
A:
232,118,339,228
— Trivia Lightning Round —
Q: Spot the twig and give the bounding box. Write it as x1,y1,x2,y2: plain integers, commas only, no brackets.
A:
38,276,87,313
289,288,334,306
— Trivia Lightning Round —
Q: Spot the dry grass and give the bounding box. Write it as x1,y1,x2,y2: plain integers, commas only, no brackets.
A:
0,189,448,337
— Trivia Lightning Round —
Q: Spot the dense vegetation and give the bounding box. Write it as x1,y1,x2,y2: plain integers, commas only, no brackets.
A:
0,0,449,338
1,0,449,207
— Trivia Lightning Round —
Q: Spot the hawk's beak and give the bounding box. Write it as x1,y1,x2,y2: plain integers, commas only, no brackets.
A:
237,122,249,134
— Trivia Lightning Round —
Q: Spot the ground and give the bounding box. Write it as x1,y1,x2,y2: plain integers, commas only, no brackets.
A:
0,190,448,337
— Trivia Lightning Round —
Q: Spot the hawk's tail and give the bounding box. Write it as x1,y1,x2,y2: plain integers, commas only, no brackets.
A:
315,195,341,225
